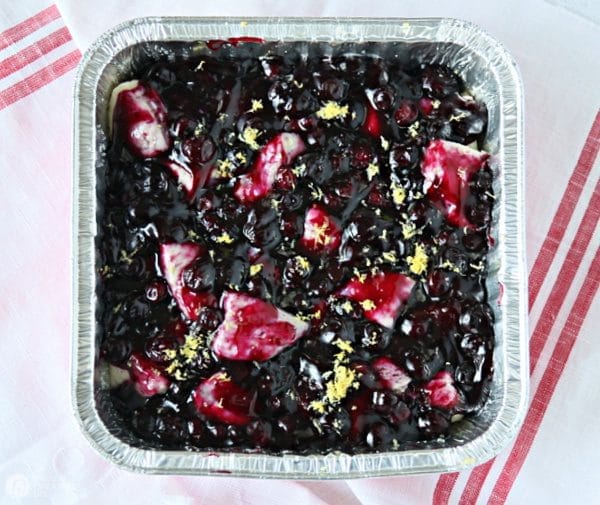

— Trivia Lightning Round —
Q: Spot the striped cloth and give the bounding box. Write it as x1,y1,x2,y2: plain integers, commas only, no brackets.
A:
0,5,79,109
0,1,598,504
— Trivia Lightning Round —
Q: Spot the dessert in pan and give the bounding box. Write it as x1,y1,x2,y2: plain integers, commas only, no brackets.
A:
98,39,495,453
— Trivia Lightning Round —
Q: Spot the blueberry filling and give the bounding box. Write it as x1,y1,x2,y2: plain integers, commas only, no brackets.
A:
98,40,495,453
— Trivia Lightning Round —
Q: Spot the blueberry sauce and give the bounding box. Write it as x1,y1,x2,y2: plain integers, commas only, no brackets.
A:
98,40,495,453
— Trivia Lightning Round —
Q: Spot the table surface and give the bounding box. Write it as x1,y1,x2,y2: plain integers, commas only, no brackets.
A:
0,1,598,504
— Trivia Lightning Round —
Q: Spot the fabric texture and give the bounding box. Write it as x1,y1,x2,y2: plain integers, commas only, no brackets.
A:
0,1,598,503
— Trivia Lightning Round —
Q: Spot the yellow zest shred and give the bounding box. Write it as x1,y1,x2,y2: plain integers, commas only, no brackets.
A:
163,331,212,379
352,268,367,284
382,251,397,263
248,99,264,112
119,249,134,265
341,300,354,313
402,221,417,240
249,263,263,276
215,232,234,244
366,162,379,181
216,159,233,178
360,299,377,311
309,400,327,414
292,163,306,177
441,259,462,273
391,183,406,206
162,349,177,360
310,184,324,201
449,112,468,122
239,126,262,150
296,255,310,271
313,222,332,246
407,243,429,275
165,360,179,375
325,364,357,404
180,335,202,363
333,339,354,354
316,101,349,120
408,121,420,138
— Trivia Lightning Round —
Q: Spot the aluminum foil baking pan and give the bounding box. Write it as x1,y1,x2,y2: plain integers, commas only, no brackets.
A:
72,17,527,478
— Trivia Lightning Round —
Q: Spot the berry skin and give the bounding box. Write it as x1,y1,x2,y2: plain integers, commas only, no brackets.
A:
394,99,418,126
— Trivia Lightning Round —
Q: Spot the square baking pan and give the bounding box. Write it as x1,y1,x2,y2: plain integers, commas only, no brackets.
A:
72,17,527,477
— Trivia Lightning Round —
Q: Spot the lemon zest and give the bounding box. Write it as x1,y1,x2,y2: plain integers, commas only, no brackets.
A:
215,232,234,244
407,243,429,275
239,127,262,150
249,263,263,276
360,299,377,311
316,101,349,120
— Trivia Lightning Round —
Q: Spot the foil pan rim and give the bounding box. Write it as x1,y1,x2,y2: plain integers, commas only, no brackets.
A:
72,16,527,478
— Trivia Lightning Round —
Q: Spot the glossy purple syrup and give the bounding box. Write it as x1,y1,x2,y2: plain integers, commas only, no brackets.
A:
98,40,494,453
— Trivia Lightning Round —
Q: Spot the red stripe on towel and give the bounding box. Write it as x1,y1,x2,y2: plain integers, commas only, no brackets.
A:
0,5,60,52
0,49,80,110
0,26,71,80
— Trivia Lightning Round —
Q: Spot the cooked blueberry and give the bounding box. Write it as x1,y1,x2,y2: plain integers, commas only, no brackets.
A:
390,143,418,169
417,410,449,437
350,142,374,169
388,401,411,426
459,304,494,336
426,270,453,299
364,421,391,449
196,306,223,331
101,337,132,365
394,99,419,126
371,390,398,415
371,86,395,111
183,135,215,163
318,77,349,101
145,280,168,302
421,65,461,98
181,259,216,292
144,334,179,363
247,419,273,447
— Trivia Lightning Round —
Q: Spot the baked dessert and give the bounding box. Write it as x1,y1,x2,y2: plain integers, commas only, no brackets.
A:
98,39,495,453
